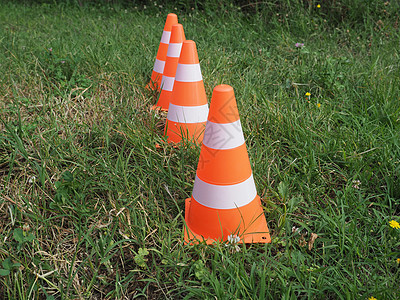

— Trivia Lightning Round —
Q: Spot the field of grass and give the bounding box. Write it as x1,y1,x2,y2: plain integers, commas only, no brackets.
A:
0,0,399,299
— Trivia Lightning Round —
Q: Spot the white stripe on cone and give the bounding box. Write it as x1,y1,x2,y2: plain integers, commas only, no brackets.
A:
160,30,171,44
161,76,175,92
192,174,257,209
167,43,183,57
153,59,165,73
175,64,203,82
202,120,245,150
167,103,209,124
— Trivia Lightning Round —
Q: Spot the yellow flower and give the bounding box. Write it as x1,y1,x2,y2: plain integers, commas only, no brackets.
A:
368,297,377,300
317,103,321,108
305,92,311,97
317,4,321,8
396,258,400,264
389,220,400,229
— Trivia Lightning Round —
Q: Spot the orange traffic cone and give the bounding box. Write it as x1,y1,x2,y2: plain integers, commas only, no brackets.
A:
184,84,271,244
147,13,178,91
152,24,186,111
164,40,209,144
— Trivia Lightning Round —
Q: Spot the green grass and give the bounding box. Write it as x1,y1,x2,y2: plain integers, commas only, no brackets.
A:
0,0,399,299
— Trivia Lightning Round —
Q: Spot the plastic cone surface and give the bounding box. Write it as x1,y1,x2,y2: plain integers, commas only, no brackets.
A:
147,13,178,91
184,84,271,244
165,40,209,144
152,24,185,111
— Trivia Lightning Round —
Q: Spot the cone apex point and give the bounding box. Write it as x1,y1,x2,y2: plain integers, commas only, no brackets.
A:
164,13,178,31
179,40,199,64
214,84,233,93
172,23,183,29
170,24,186,43
208,84,239,123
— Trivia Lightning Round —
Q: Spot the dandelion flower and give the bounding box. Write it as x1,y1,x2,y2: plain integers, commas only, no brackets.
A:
317,103,321,108
389,220,400,229
396,258,400,264
305,92,311,97
317,4,321,8
368,297,377,300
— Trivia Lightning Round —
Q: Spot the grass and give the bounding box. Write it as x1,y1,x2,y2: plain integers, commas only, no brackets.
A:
0,0,399,299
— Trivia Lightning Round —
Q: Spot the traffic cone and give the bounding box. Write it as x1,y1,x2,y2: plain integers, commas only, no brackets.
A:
147,13,178,91
152,24,186,111
164,40,209,144
184,84,271,244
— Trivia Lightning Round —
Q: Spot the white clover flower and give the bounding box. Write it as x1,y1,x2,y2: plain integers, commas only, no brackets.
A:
352,180,361,189
226,235,241,252
292,226,301,234
227,234,240,244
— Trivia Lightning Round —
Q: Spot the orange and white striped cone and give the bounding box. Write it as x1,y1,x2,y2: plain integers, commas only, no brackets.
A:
184,84,271,244
147,13,178,91
164,40,209,144
152,24,185,111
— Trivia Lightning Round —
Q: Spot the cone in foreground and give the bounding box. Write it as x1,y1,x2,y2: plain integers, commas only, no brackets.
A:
152,24,186,111
164,40,209,144
184,84,271,244
147,13,178,91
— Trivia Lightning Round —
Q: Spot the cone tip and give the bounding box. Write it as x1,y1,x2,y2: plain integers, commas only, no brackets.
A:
164,13,178,31
209,84,239,123
179,40,199,64
170,24,185,43
172,23,183,29
183,40,196,45
214,84,233,93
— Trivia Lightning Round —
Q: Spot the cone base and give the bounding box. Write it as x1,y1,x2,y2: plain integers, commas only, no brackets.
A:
151,104,168,112
155,141,180,149
165,120,206,145
147,71,163,91
183,197,271,245
156,135,199,150
146,81,160,91
153,89,172,111
146,83,161,92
